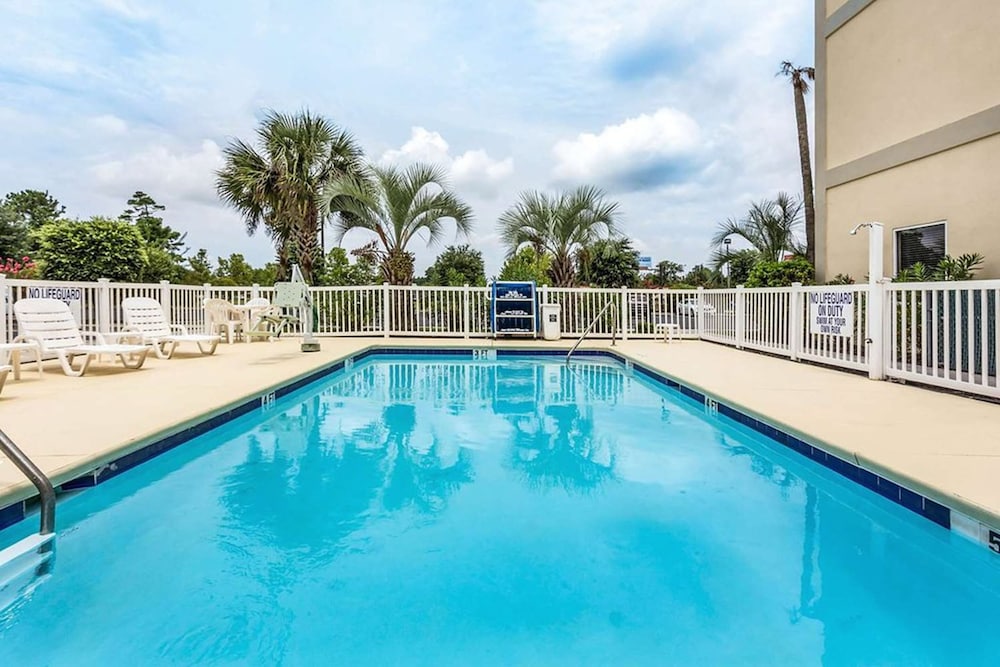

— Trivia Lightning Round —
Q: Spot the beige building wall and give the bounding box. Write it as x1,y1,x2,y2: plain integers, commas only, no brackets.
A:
817,0,1000,280
826,134,1000,281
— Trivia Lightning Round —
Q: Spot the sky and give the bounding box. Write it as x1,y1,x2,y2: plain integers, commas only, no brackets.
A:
0,0,814,277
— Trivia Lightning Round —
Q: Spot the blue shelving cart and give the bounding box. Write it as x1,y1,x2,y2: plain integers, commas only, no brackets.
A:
490,281,538,338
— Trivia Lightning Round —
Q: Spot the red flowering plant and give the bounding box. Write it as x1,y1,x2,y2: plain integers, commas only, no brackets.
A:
2,256,39,279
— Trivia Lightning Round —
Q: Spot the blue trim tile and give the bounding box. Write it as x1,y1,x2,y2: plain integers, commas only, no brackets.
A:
787,437,812,458
807,446,828,464
827,455,859,482
0,501,24,531
900,487,924,514
857,468,880,492
353,349,375,362
876,477,901,502
718,404,739,420
923,499,951,529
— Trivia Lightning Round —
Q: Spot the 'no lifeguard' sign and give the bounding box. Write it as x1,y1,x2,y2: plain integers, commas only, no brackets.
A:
808,290,854,337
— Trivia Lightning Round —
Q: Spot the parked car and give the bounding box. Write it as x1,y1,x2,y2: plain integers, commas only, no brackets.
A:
676,298,717,316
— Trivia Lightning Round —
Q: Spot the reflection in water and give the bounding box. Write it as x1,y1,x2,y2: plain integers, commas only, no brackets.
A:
508,402,615,493
6,357,1000,665
221,360,622,557
380,402,475,514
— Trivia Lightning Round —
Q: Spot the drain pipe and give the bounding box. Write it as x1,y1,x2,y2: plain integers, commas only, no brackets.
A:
0,429,55,535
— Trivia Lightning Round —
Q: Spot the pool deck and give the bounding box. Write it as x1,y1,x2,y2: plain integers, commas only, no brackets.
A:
1,337,999,536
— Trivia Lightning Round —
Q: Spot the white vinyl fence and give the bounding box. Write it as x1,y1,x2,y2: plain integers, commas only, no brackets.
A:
1,276,997,399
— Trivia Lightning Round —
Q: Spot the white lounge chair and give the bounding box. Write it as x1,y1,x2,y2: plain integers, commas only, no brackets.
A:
121,297,220,359
203,298,244,343
0,365,10,395
13,298,149,377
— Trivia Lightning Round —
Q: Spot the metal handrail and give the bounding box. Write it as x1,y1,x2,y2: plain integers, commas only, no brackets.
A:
0,429,55,535
566,300,619,364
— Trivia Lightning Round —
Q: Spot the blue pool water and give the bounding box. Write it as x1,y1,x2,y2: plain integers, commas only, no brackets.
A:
1,355,999,665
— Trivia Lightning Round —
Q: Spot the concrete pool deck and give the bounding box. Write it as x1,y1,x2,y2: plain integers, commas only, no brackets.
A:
1,337,999,538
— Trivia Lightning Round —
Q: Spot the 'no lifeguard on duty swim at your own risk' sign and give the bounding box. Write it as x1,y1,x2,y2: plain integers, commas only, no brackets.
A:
808,290,854,337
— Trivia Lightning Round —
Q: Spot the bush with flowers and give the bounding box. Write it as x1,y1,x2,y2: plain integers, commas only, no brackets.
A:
1,256,38,279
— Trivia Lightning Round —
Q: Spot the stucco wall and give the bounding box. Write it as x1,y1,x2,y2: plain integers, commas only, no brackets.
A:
826,0,1000,168
825,134,1000,280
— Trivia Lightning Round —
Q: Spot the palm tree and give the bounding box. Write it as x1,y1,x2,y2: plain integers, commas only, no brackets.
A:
497,186,620,287
216,110,364,283
319,163,474,284
712,192,805,262
778,61,816,266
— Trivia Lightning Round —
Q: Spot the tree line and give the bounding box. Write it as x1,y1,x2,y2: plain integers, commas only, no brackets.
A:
1,58,833,289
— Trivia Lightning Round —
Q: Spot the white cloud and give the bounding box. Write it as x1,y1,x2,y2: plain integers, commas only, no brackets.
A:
380,127,451,165
0,0,813,277
551,108,702,188
90,139,223,204
452,150,514,190
88,114,128,135
380,127,513,198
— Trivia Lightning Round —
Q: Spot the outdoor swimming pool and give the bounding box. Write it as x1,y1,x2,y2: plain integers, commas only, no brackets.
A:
1,353,998,665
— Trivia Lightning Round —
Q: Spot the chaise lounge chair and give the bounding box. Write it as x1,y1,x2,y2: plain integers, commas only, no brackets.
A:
0,365,10,395
13,298,149,377
245,306,299,341
121,297,221,359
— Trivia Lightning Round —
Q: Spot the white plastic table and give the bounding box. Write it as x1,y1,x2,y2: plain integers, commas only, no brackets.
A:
0,341,43,380
656,323,680,343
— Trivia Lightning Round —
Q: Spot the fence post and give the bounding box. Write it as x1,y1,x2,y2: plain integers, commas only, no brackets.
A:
97,278,111,332
864,223,886,380
735,285,746,349
789,282,803,361
870,281,886,380
159,280,171,324
382,283,390,338
0,274,7,343
462,284,470,339
620,286,629,341
202,283,212,334
251,283,261,300
696,286,705,339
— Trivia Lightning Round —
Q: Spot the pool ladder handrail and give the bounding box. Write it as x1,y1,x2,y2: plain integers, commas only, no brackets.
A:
0,428,55,535
566,300,618,364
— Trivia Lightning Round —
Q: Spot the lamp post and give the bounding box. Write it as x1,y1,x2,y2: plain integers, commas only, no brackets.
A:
723,237,732,288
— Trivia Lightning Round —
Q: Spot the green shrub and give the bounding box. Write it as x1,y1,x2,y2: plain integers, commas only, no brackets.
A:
744,257,814,287
35,217,147,282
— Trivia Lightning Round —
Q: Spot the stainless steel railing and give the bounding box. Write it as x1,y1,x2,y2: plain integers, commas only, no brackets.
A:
565,300,618,364
0,428,55,535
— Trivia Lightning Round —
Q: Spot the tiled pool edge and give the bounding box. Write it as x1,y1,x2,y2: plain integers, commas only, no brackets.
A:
2,344,997,558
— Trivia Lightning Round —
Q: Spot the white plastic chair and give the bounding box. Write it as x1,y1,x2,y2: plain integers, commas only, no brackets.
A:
121,297,220,359
0,365,10,395
13,298,149,377
203,298,244,343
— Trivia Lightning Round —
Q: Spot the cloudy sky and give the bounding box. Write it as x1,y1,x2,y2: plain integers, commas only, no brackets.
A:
0,0,813,276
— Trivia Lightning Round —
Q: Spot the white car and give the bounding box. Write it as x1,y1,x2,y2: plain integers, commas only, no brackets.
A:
676,298,717,316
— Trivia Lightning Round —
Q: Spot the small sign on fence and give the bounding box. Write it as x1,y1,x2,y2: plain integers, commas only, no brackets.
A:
808,290,854,337
27,285,82,324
